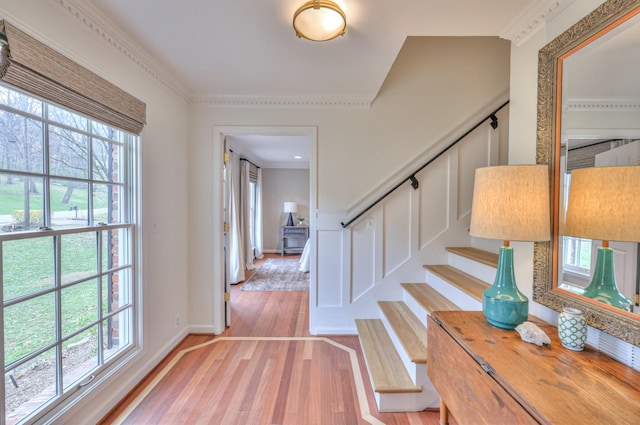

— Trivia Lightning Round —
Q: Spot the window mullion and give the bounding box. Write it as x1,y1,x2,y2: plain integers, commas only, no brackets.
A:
0,241,5,425
54,234,63,398
97,230,104,366
43,105,52,228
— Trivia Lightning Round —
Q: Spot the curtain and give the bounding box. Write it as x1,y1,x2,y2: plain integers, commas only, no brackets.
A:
254,168,264,260
0,20,145,133
240,160,255,270
227,152,245,283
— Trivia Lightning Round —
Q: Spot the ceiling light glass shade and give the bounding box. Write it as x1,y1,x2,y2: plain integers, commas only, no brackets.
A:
293,0,346,41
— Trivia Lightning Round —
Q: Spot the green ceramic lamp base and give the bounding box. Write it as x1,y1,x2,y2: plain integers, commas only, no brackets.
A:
482,246,529,329
583,246,632,311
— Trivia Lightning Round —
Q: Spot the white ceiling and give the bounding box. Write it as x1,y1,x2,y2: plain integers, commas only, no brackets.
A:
82,0,547,166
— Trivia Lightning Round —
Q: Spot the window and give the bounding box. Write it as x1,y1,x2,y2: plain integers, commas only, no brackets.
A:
563,236,592,276
560,172,592,291
1,85,139,424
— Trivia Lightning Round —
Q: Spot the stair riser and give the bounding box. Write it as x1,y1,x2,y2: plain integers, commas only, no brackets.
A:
448,252,496,283
402,291,429,323
425,273,483,311
379,313,423,383
376,388,439,412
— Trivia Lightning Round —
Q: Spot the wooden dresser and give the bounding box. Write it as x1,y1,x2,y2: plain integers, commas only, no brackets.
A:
427,311,640,425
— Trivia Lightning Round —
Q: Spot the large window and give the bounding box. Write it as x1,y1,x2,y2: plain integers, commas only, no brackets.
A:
1,85,139,424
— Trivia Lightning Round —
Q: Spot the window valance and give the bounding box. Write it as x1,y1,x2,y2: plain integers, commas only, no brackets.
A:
0,20,146,134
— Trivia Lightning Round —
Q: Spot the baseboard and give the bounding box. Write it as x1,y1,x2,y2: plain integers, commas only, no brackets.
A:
189,324,218,334
53,328,190,424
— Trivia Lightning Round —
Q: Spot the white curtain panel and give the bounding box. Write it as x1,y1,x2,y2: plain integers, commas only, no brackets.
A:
240,160,255,270
228,152,245,283
254,168,264,259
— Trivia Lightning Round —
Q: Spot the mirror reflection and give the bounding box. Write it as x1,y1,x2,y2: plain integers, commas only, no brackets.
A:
558,11,640,314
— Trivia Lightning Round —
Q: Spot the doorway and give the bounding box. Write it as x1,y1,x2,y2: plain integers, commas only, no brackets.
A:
212,126,317,334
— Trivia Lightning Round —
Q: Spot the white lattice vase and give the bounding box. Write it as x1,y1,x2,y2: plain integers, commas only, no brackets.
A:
558,307,587,351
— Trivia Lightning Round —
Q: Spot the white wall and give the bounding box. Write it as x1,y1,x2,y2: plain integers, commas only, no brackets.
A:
0,1,191,423
261,168,310,252
188,36,512,335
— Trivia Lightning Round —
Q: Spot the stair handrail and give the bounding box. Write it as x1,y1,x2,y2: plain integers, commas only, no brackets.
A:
340,100,509,228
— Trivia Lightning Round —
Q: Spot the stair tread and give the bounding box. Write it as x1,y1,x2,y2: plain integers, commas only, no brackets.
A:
378,301,427,364
446,247,498,268
423,265,489,302
401,283,460,313
355,319,422,394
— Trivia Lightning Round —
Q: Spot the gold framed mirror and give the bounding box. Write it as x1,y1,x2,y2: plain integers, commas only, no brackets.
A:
534,0,640,346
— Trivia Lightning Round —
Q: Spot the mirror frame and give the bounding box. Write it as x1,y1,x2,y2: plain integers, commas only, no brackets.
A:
534,0,640,346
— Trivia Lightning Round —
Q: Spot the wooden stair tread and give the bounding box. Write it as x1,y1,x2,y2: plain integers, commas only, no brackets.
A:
378,301,427,364
446,247,498,268
355,319,422,394
401,283,460,313
423,265,489,302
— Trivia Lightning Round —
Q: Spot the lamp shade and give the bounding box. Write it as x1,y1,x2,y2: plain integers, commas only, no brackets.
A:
293,0,346,41
284,202,298,214
564,166,640,242
470,165,550,242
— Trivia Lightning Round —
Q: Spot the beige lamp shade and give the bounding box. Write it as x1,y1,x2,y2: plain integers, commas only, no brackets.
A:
293,0,346,41
470,165,551,242
564,166,640,242
284,202,298,213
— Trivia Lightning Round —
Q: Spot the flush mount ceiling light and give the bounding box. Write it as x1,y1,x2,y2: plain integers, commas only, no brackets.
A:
293,0,346,41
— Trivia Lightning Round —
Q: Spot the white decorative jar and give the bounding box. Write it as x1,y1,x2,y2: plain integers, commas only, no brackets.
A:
558,307,587,351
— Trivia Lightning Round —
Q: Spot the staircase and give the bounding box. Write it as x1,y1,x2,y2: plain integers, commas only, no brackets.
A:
356,246,498,412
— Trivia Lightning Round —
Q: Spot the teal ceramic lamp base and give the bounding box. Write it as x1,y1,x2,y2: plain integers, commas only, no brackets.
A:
583,246,632,311
483,246,528,329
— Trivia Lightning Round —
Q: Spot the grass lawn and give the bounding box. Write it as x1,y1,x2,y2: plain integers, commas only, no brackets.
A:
3,232,108,365
0,180,101,215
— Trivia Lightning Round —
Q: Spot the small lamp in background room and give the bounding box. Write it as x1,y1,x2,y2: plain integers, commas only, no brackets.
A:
563,166,640,311
284,202,297,227
470,165,550,329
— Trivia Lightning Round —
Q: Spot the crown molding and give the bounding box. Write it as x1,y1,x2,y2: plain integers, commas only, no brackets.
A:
564,99,640,111
189,95,373,109
500,0,574,46
48,0,375,109
50,0,190,103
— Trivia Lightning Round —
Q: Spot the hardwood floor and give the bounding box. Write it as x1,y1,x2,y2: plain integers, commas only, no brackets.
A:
99,254,443,424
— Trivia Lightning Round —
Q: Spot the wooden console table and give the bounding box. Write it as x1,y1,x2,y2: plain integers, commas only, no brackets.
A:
280,225,308,255
427,311,640,425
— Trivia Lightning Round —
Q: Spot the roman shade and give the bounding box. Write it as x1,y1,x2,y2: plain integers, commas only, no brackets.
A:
0,20,146,134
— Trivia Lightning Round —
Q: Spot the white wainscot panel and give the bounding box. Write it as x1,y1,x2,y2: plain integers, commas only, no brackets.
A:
417,154,450,249
457,125,492,218
383,188,412,277
317,230,344,307
351,215,375,302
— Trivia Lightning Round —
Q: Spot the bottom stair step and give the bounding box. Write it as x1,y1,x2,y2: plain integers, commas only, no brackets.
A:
355,319,422,394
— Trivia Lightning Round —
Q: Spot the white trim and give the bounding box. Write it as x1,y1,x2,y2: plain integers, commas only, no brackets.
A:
500,0,574,45
190,95,372,109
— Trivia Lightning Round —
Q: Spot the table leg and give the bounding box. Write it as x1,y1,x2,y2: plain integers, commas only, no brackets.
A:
439,399,449,425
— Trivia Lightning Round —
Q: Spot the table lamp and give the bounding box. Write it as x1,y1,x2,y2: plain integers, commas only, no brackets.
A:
284,202,297,226
470,165,551,329
563,166,640,311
